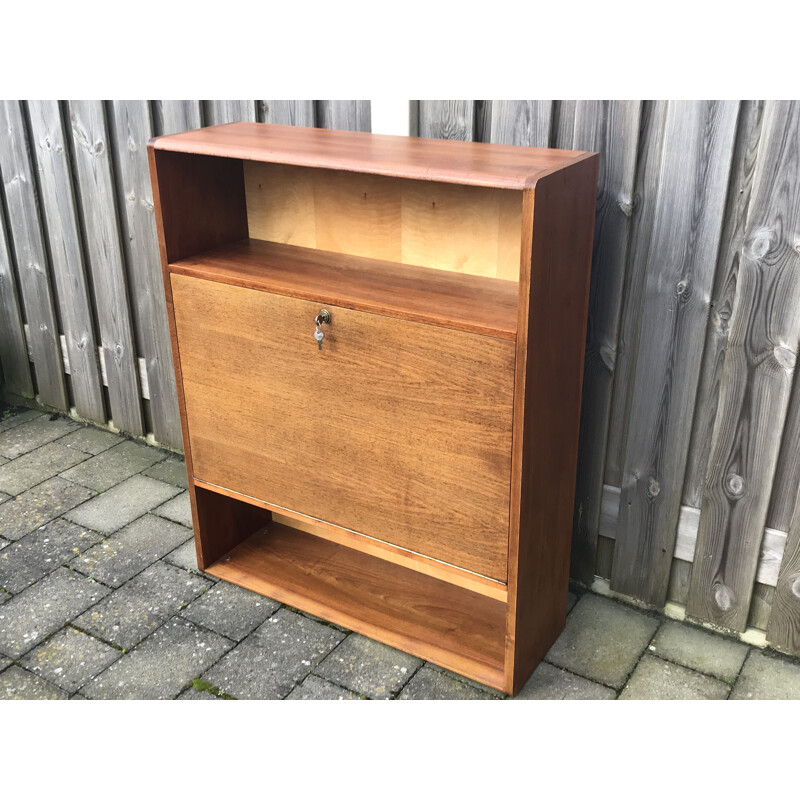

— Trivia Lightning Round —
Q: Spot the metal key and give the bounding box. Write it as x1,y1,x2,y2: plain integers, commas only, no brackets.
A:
313,309,330,351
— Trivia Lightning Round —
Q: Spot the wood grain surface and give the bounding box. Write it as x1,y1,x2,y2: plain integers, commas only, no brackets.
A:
259,101,315,127
202,100,257,125
610,101,739,606
686,101,800,631
603,101,669,488
567,101,642,583
244,161,523,280
110,101,181,447
207,522,507,689
27,100,104,422
0,100,68,410
506,156,599,693
490,101,553,147
0,198,33,398
418,101,475,141
170,238,519,339
195,481,507,601
152,101,203,135
172,274,515,581
68,100,144,434
315,100,371,132
150,121,591,190
682,101,765,508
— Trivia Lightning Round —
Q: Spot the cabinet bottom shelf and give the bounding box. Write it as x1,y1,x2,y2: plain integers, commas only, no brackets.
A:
206,521,508,691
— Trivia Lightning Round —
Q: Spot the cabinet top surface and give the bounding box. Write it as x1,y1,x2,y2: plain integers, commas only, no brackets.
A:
149,122,594,189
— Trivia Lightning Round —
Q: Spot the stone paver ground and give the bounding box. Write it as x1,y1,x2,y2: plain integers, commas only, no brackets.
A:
2,404,800,700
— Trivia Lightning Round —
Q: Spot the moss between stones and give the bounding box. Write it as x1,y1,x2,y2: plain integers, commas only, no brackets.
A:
191,678,235,700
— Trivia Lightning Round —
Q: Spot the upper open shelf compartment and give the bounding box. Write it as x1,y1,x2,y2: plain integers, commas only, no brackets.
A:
149,127,584,338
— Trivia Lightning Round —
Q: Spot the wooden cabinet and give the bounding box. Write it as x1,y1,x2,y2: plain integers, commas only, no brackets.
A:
148,123,598,695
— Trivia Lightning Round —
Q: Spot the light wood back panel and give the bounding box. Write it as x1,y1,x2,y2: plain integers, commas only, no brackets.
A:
244,162,523,280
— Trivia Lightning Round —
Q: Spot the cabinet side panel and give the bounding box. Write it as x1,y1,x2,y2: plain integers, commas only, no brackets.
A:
151,149,248,263
506,156,599,694
148,145,253,568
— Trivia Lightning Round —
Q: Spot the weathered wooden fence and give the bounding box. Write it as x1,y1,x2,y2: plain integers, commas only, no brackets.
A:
1,100,799,655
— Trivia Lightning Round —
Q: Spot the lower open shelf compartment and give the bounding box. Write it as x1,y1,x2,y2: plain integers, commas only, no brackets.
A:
205,521,508,691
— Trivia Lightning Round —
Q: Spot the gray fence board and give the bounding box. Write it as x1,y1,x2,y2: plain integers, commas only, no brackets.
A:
770,508,800,650
68,100,144,435
686,100,800,631
0,199,33,397
611,101,739,605
259,101,315,126
489,101,552,147
0,100,68,410
152,101,203,136
316,101,370,132
2,98,800,653
109,101,181,448
27,100,105,423
682,101,764,509
418,101,473,140
569,101,642,582
203,101,257,125
603,100,669,488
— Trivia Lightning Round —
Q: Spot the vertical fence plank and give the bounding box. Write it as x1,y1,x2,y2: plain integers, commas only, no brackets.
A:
0,198,33,397
553,101,578,149
610,101,739,605
152,101,203,136
604,101,669,489
258,101,315,126
0,101,68,410
568,101,642,582
682,101,765,508
68,100,144,435
202,101,257,125
688,101,800,631
489,101,552,147
418,101,473,140
316,101,371,132
27,100,105,423
770,506,800,650
109,101,182,448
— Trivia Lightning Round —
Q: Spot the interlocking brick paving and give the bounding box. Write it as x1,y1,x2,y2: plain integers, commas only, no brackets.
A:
0,405,799,701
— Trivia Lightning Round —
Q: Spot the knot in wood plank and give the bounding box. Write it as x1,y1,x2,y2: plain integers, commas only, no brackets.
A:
773,345,796,371
724,472,746,498
599,345,616,372
745,226,775,261
714,582,734,611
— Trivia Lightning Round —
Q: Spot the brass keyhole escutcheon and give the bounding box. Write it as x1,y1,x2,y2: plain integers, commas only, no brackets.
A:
316,309,331,325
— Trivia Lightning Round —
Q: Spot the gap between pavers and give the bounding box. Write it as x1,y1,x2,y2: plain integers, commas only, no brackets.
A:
0,477,95,541
70,513,193,588
730,650,800,700
646,619,749,684
0,567,111,659
73,561,213,650
0,415,79,459
81,617,234,700
0,518,103,594
201,608,345,700
60,440,167,492
0,441,90,496
64,475,181,534
544,593,660,690
620,655,730,700
313,632,422,699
